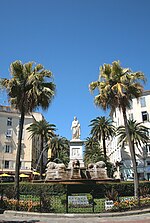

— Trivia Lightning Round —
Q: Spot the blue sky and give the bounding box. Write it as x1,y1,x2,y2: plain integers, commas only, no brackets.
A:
0,0,150,140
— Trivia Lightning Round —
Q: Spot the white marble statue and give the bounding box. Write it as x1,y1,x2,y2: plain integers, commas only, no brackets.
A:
71,116,80,139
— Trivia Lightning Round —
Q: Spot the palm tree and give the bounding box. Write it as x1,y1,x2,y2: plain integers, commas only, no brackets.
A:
84,137,104,165
0,60,55,202
27,119,56,179
117,119,149,148
117,120,149,179
89,60,146,202
89,116,116,163
56,149,70,167
50,136,70,165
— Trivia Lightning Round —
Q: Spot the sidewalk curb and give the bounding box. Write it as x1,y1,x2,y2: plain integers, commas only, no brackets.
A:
3,208,150,218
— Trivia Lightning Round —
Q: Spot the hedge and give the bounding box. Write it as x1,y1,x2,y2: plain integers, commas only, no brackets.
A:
1,181,150,199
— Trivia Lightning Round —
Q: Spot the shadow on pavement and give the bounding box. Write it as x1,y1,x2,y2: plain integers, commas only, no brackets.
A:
0,221,40,223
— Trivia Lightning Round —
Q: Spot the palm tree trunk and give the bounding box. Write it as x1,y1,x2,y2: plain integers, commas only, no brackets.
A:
35,146,48,177
102,131,107,163
40,136,44,179
122,106,140,206
14,110,25,208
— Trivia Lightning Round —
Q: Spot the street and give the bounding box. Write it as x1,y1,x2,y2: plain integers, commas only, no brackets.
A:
1,213,150,223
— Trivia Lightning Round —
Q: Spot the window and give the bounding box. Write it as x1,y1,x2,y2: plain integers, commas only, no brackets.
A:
140,97,146,107
7,117,12,126
142,111,148,122
128,113,133,120
6,129,12,137
146,144,150,156
5,145,12,153
4,160,9,168
129,101,133,109
147,161,150,166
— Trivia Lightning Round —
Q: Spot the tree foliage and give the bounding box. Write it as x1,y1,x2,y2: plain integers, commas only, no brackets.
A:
50,136,70,166
0,60,55,202
27,119,56,178
89,116,116,162
84,137,104,165
117,119,149,155
89,60,146,201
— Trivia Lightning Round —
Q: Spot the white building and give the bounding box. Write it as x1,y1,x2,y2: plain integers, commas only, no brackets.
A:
0,105,47,178
108,90,150,180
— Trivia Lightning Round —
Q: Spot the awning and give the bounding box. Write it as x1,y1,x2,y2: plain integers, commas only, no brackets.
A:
19,173,29,178
33,171,40,175
0,173,11,177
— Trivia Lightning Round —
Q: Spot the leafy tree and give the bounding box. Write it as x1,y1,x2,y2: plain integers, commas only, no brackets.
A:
0,60,55,202
89,116,116,163
27,119,56,179
84,137,104,165
50,136,70,166
89,60,145,202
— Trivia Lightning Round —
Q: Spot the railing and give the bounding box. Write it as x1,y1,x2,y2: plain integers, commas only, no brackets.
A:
1,184,150,213
0,189,106,213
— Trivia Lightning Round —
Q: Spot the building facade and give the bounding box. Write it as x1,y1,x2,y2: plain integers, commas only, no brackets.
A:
0,105,46,177
108,90,150,180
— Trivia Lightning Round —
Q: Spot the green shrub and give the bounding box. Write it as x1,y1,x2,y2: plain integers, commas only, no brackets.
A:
0,182,67,201
105,187,118,201
1,181,150,200
139,185,150,198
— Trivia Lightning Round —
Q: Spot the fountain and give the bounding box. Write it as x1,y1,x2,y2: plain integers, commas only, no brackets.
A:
45,116,116,183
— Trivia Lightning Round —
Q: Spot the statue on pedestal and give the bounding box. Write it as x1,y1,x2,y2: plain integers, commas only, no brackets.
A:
71,116,80,140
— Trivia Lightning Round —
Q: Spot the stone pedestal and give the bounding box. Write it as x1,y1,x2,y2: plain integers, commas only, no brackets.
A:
45,162,67,181
86,161,109,180
68,139,84,168
45,169,66,180
71,168,81,179
86,168,108,179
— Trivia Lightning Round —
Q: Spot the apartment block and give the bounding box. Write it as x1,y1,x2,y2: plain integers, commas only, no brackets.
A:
0,105,46,177
108,90,150,180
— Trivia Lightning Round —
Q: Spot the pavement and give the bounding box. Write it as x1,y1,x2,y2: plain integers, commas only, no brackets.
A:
1,208,150,223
